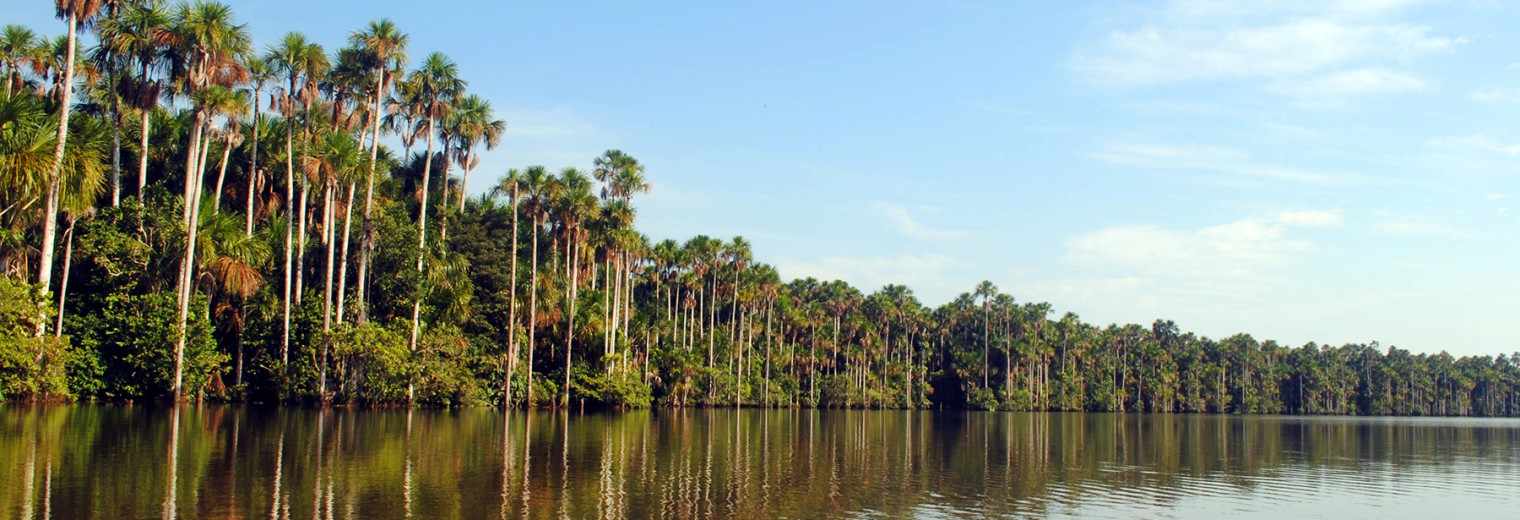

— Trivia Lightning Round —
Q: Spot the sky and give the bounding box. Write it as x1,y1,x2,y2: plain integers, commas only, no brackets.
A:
4,0,1517,357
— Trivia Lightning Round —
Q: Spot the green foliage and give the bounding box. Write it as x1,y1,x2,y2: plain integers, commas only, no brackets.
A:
570,365,652,408
0,278,70,400
412,326,486,406
330,321,410,403
965,387,998,411
68,290,222,400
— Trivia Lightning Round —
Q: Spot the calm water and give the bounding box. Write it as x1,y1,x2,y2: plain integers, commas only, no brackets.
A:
3,406,1519,519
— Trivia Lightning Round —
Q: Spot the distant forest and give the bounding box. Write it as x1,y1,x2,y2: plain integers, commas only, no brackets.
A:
3,3,1516,416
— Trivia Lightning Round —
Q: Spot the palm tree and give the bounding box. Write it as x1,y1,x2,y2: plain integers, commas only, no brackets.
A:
100,0,170,200
242,56,270,236
202,88,248,213
450,93,503,213
0,93,53,278
554,167,596,406
165,1,250,401
974,280,997,389
264,31,321,369
38,0,109,317
350,19,407,324
405,51,464,364
303,129,364,398
491,168,524,406
199,209,267,390
48,104,110,338
83,4,127,207
518,165,552,406
1,25,45,98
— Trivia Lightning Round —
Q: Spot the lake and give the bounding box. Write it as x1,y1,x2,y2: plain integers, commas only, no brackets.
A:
2,405,1518,519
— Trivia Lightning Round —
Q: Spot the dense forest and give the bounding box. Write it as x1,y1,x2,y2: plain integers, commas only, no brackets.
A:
2,1,1517,416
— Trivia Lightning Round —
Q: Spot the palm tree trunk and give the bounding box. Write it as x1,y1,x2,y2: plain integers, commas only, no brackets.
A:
109,74,122,207
37,12,78,323
439,166,451,248
625,258,634,349
335,182,355,324
212,136,233,213
504,187,519,407
408,114,436,364
282,115,294,368
526,216,540,407
53,219,76,337
173,112,207,401
321,181,336,400
764,300,772,407
357,69,386,324
323,184,335,330
457,157,473,213
708,279,714,369
246,90,260,237
563,232,579,407
603,256,614,373
295,171,308,303
982,304,989,388
138,107,151,198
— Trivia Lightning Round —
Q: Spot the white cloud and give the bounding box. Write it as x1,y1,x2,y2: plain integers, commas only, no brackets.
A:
1071,1,1461,101
1092,142,1369,185
1424,134,1520,156
1066,215,1318,280
1266,68,1428,101
1373,216,1468,239
872,201,966,241
1277,209,1344,227
1470,89,1520,103
773,253,963,294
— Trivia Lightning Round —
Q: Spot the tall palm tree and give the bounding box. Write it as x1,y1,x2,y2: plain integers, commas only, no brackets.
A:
264,31,321,369
1,25,45,98
350,19,407,324
242,56,270,236
39,0,109,316
450,94,503,212
101,0,170,200
304,129,364,398
974,280,997,389
166,1,250,401
518,165,551,406
203,88,248,213
404,51,464,366
554,167,596,406
491,168,524,406
48,103,110,338
83,4,127,207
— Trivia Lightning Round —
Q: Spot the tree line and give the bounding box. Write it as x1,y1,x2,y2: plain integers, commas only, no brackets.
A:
2,1,1517,415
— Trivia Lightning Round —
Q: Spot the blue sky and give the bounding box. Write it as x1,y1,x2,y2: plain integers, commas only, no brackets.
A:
5,1,1517,357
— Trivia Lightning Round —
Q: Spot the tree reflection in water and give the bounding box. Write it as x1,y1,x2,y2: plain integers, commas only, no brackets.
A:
3,406,1520,518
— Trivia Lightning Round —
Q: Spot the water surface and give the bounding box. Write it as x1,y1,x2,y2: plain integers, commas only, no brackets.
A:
3,405,1518,519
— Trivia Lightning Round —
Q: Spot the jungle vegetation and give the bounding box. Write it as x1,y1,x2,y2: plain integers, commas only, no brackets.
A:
3,2,1517,416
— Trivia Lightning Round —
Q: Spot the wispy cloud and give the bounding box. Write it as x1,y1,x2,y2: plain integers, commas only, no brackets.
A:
1066,215,1320,280
1092,142,1370,185
1277,209,1344,227
1071,1,1462,102
1373,215,1468,239
1424,134,1520,156
774,253,964,294
872,201,966,241
1265,68,1428,103
1470,89,1520,103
